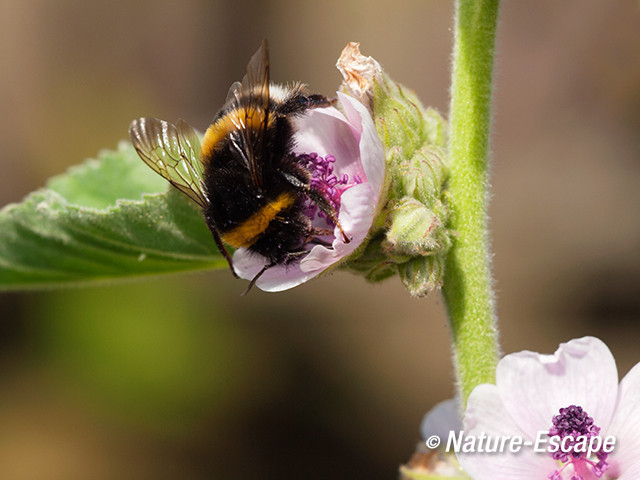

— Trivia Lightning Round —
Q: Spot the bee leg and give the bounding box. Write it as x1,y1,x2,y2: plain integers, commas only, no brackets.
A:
278,93,335,116
280,172,351,244
308,226,334,237
306,227,334,247
306,188,351,244
207,225,239,278
308,238,333,247
306,94,336,109
241,261,274,296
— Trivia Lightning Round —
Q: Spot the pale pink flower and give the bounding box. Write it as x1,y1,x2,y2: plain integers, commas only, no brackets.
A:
232,92,385,292
421,398,462,448
457,336,640,480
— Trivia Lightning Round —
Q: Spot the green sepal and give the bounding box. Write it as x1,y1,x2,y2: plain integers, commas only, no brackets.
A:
342,71,452,296
399,450,469,480
341,233,398,283
398,256,447,297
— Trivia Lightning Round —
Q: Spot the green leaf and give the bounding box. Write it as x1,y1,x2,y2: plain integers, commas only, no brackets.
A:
0,142,227,290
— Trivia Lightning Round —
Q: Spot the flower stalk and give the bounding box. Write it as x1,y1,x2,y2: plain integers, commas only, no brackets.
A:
442,0,501,405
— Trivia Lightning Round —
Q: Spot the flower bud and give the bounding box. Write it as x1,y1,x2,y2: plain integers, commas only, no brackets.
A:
338,43,451,297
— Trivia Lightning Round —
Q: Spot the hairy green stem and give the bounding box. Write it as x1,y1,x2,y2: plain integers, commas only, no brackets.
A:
443,0,501,406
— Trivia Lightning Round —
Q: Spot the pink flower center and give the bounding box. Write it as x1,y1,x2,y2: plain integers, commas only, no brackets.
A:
298,152,362,227
547,405,609,480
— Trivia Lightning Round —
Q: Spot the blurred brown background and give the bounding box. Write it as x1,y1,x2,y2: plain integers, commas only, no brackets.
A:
1,1,639,479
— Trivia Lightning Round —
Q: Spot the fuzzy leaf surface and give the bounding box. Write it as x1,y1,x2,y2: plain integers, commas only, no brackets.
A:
0,142,225,290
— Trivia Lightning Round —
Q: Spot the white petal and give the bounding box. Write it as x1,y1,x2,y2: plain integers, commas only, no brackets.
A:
606,362,640,473
458,384,556,480
301,183,375,270
230,249,299,292
419,398,462,446
337,92,386,196
294,106,365,181
617,460,640,480
496,336,618,436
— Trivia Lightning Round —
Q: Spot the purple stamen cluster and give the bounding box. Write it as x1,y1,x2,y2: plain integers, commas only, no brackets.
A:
298,152,362,226
549,405,600,459
547,405,609,479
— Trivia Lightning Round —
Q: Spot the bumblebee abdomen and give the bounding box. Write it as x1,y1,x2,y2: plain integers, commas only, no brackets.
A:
248,209,310,265
201,103,310,251
218,191,297,248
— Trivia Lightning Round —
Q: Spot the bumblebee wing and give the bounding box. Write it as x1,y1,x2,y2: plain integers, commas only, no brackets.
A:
224,39,270,188
129,117,208,208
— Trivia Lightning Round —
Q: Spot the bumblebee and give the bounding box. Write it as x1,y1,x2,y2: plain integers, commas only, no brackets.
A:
129,40,349,292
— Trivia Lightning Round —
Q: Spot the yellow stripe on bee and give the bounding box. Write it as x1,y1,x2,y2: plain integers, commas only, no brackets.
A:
220,192,296,248
200,107,274,160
